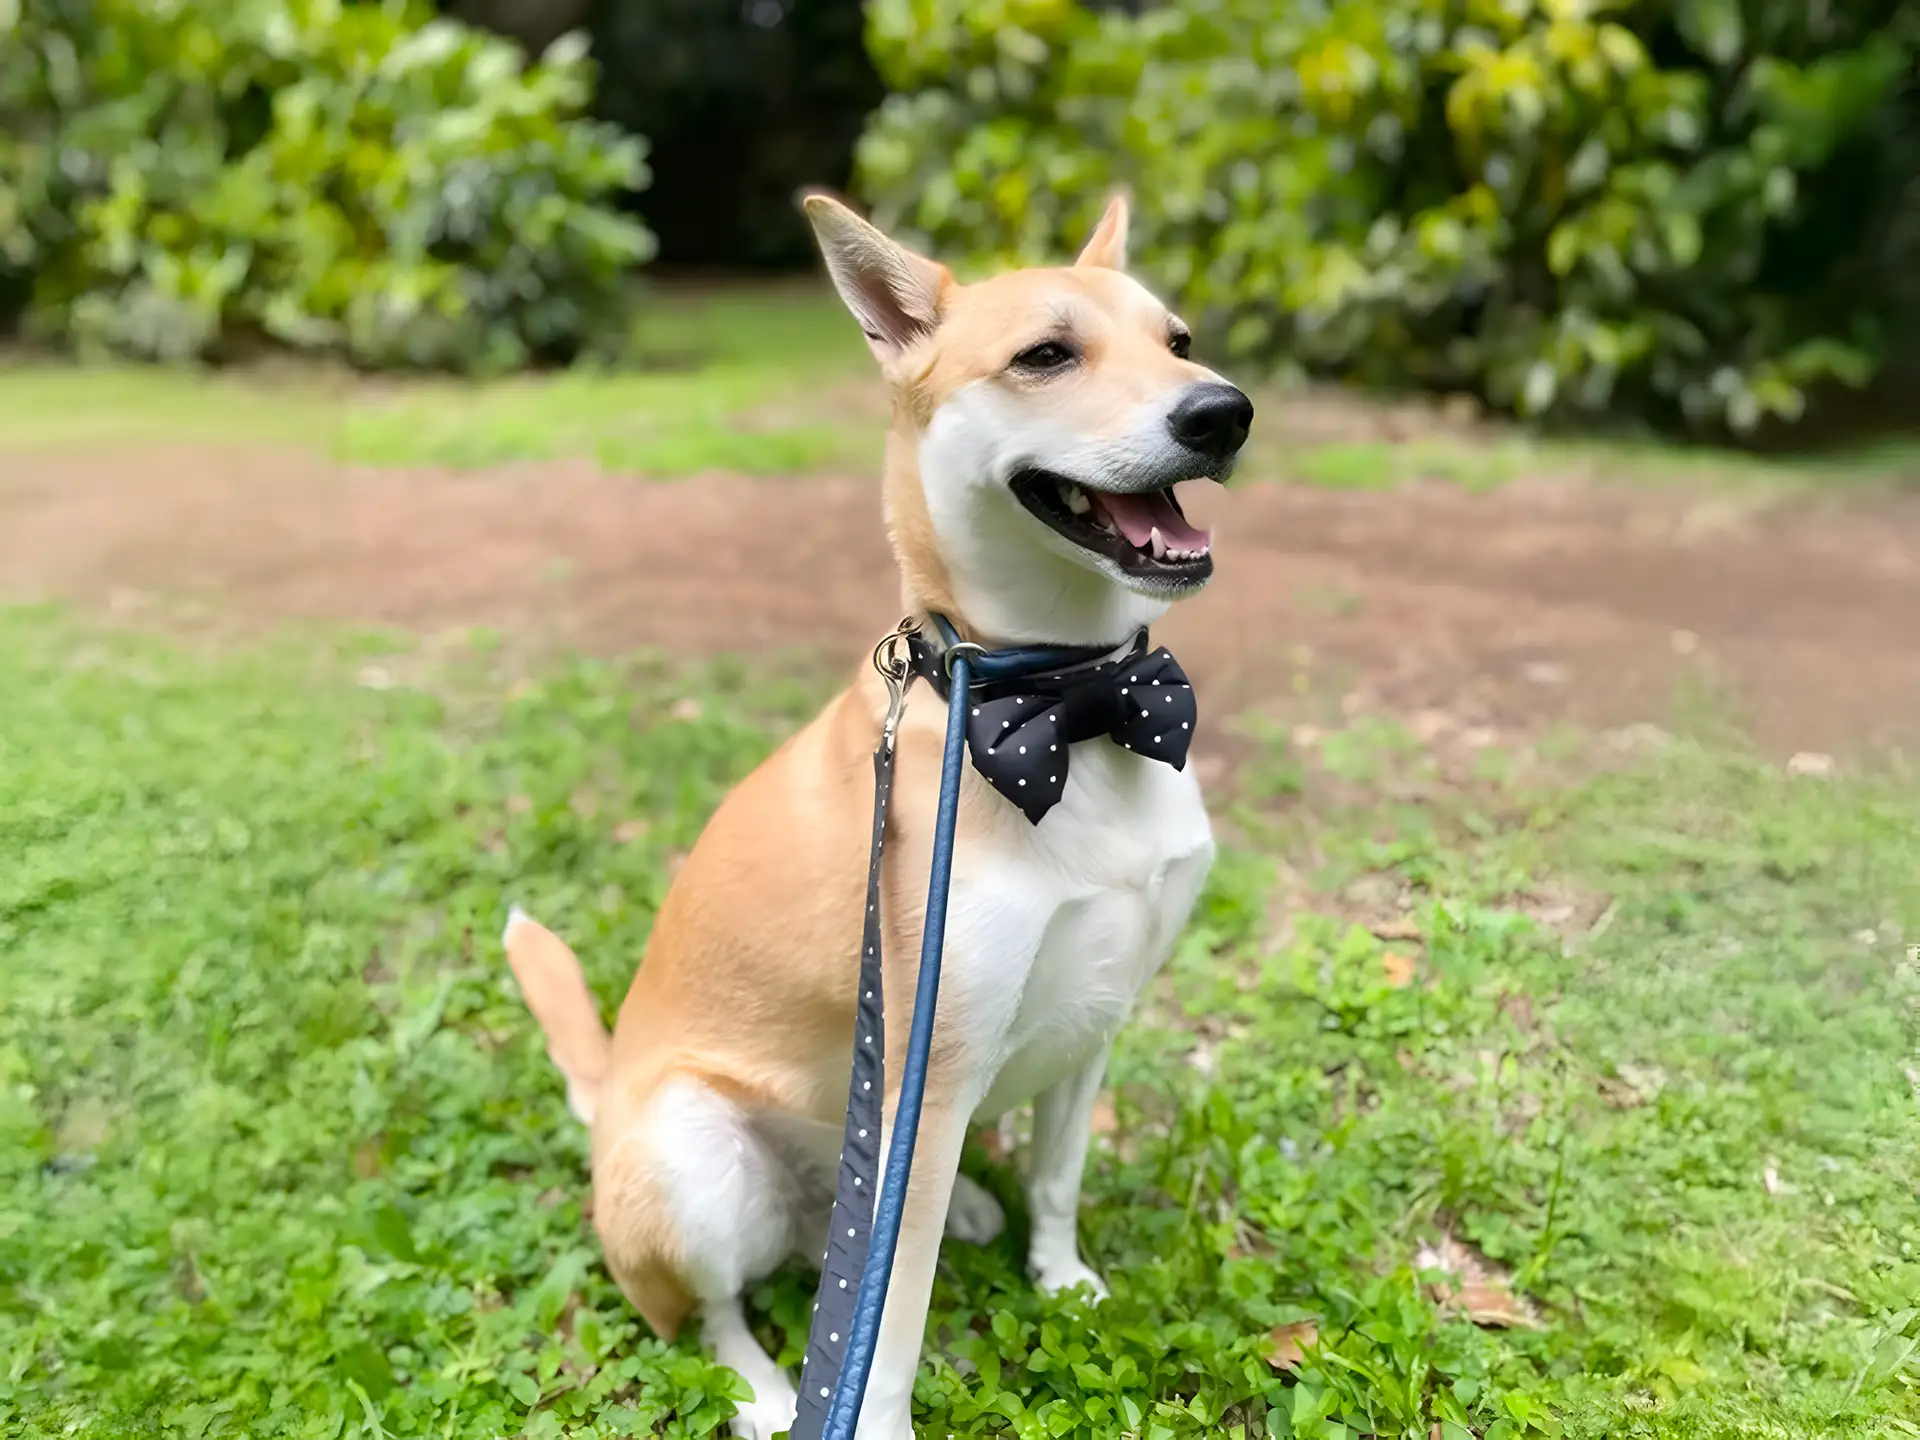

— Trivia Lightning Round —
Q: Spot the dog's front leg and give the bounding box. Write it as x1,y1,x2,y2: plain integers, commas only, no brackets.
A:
1026,1045,1112,1299
849,1084,974,1440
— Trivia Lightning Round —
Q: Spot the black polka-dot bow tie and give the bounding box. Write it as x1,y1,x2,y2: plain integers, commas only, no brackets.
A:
908,630,1198,823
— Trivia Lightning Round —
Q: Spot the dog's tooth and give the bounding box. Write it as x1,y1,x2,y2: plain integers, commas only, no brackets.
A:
1066,486,1091,516
1149,526,1167,560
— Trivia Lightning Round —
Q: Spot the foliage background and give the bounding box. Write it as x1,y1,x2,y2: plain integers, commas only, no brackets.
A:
2,0,1917,417
0,0,652,371
856,0,1920,434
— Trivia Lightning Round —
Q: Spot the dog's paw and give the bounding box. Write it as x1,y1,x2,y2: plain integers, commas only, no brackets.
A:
1031,1257,1110,1302
728,1391,797,1440
944,1174,1006,1245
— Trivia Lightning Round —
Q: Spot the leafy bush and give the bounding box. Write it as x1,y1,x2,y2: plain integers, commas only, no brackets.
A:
858,0,1920,434
0,0,654,371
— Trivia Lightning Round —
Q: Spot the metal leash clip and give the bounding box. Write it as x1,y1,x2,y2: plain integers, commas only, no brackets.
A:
872,616,920,752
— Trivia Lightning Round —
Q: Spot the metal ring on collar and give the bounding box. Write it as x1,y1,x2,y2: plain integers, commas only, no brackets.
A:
941,642,989,678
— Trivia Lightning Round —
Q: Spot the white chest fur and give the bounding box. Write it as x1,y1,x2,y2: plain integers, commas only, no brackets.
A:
939,739,1216,1120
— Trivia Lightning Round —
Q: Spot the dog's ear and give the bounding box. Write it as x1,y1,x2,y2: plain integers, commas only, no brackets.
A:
1076,192,1130,271
802,192,950,359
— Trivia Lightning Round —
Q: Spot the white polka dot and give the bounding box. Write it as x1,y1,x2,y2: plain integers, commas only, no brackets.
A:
1018,779,1027,786
830,1332,839,1343
1164,695,1172,703
854,1177,862,1187
1018,745,1026,754
1182,721,1190,729
821,1387,831,1397
1002,721,1010,729
1154,735,1161,743
971,707,979,716
1016,698,1024,704
839,1278,848,1289
1131,675,1138,682
865,1035,872,1044
1153,679,1162,685
863,1080,871,1090
848,1228,856,1237
1050,744,1057,752
859,1128,868,1137
1141,709,1150,717
1050,775,1057,783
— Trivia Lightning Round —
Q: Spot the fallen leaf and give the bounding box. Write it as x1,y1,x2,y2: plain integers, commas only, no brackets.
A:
612,819,648,844
1369,917,1422,941
1266,1320,1318,1371
1381,951,1418,988
1788,751,1835,777
570,789,600,820
1088,1092,1117,1135
1415,1233,1542,1329
670,697,703,722
506,793,533,816
1454,1281,1539,1328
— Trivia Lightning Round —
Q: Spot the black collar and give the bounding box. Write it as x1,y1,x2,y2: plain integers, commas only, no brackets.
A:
905,624,1150,702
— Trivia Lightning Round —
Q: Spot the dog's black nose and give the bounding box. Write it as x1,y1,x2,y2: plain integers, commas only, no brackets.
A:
1167,382,1254,461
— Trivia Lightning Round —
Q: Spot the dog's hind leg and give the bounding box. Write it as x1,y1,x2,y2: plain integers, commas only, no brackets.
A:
594,1075,799,1440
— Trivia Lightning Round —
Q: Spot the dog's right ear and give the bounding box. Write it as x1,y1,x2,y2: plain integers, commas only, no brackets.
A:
802,192,950,359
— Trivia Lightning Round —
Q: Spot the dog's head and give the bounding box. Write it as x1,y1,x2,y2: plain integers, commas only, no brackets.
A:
804,192,1253,646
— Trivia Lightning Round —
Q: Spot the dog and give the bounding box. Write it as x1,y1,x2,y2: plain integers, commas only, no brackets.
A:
503,191,1253,1439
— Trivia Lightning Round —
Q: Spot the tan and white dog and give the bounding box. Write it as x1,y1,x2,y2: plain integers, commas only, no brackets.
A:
503,192,1253,1439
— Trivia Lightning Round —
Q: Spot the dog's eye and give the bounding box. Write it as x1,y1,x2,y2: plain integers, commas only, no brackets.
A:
1169,328,1192,360
1011,341,1077,374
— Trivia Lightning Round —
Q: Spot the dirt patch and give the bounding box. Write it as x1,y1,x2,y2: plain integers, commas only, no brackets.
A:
3,443,1918,760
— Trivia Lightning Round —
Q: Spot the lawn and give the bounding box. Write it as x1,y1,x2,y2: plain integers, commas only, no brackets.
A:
4,607,1916,1439
4,283,1917,493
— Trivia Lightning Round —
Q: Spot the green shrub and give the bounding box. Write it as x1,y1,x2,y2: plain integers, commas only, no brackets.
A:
858,0,1920,434
0,0,654,371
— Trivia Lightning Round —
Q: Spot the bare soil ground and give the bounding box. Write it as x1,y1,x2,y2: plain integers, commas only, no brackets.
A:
4,442,1917,761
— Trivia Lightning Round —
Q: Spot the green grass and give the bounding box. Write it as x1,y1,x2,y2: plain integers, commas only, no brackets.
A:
3,607,1915,1438
5,283,1916,491
0,286,880,479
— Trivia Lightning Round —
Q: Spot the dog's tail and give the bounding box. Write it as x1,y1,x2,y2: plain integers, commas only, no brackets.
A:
502,905,610,1126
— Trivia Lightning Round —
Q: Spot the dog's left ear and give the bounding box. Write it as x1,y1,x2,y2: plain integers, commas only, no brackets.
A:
802,191,951,361
1075,193,1130,271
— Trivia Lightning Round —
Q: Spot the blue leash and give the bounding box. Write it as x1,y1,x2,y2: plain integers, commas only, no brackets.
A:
791,614,1099,1440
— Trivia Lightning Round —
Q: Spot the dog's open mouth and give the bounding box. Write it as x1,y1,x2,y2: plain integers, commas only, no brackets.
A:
1010,469,1214,582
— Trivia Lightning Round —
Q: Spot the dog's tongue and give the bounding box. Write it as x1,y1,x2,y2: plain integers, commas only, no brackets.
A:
1091,488,1210,550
